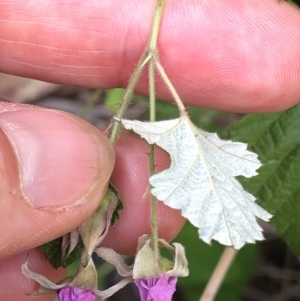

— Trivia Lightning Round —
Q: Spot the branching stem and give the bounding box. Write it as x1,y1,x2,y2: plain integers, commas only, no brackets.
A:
109,0,168,146
109,0,183,259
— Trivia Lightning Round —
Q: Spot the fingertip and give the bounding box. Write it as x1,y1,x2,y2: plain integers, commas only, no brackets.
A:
0,102,115,258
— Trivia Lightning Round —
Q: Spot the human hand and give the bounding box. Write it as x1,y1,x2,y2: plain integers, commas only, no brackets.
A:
0,0,299,300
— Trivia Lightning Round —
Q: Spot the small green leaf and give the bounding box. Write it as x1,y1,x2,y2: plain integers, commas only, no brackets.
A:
39,237,83,269
224,104,300,255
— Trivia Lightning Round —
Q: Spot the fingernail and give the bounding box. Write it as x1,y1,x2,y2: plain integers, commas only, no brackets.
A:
0,108,114,208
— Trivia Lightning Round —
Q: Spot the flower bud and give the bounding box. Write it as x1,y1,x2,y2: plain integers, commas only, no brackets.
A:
133,235,189,279
132,235,189,301
61,188,120,259
79,188,119,255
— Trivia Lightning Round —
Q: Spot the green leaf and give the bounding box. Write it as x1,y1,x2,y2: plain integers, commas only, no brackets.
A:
224,104,300,255
39,237,83,269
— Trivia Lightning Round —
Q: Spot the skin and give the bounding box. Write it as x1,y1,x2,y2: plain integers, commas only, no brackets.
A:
0,0,299,299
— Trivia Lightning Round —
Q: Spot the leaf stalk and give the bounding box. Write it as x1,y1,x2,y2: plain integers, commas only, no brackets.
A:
154,57,187,115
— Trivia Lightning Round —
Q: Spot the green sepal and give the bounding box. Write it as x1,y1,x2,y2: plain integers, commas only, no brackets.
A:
158,257,174,272
133,235,189,279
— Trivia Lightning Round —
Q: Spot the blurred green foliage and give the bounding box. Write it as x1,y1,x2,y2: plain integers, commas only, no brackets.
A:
176,223,256,301
224,104,300,256
155,99,240,132
105,88,125,111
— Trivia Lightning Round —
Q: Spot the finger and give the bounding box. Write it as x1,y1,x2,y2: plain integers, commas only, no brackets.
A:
102,133,186,255
0,112,185,299
0,0,300,112
0,101,115,259
0,249,65,301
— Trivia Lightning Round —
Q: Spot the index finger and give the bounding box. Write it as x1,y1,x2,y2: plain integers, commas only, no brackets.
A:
0,0,299,112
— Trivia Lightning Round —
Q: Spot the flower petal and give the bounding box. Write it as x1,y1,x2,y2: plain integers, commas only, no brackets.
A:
135,275,177,301
58,286,95,301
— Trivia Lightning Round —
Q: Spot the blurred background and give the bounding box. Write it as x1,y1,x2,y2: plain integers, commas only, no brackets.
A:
1,73,300,301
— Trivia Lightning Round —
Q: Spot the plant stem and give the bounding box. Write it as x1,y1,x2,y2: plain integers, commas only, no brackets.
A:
109,0,167,257
109,0,166,146
147,0,167,259
148,58,159,258
109,53,151,145
154,58,187,116
149,60,156,122
148,0,166,52
199,247,237,301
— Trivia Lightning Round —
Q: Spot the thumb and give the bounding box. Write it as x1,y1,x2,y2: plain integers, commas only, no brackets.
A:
0,101,115,259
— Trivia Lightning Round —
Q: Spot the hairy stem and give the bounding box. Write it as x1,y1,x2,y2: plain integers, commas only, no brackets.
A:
199,247,238,301
148,0,166,51
154,58,187,115
148,58,159,258
109,0,167,145
147,0,167,258
109,0,167,257
109,53,151,145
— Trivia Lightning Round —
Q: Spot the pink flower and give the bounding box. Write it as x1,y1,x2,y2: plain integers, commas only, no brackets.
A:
134,274,177,301
57,286,95,301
